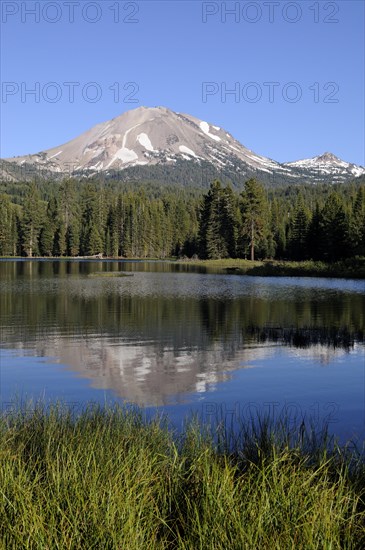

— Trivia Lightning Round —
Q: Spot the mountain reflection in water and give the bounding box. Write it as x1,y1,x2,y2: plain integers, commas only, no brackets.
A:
0,260,364,407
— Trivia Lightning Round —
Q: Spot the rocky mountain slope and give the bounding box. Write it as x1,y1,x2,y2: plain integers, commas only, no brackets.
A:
3,106,364,186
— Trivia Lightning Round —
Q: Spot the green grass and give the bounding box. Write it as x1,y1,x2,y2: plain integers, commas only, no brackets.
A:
1,402,365,548
178,257,365,279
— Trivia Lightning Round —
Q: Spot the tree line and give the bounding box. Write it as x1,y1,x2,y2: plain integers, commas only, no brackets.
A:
199,179,365,261
0,178,364,261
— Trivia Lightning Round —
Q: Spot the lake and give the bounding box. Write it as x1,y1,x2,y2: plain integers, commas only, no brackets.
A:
0,259,364,442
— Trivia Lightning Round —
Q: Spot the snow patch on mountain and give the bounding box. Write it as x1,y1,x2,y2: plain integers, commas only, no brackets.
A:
107,148,138,167
229,144,241,153
179,145,197,158
48,151,63,160
137,133,155,151
209,154,226,166
352,166,365,177
200,121,221,142
89,161,104,170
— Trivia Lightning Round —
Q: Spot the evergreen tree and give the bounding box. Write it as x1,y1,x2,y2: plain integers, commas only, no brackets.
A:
240,179,268,261
270,198,287,259
0,195,16,256
86,223,103,255
306,202,322,260
199,181,232,259
288,194,311,260
221,185,238,258
106,202,119,258
66,223,80,257
349,186,365,256
39,225,54,257
318,192,348,261
80,183,105,256
56,180,81,256
115,194,126,257
53,222,67,256
21,183,43,257
39,197,57,257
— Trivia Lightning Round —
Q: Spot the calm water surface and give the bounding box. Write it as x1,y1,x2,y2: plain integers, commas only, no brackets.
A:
0,260,364,441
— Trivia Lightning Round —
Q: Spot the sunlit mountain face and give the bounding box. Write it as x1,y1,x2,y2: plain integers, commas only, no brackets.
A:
3,107,364,186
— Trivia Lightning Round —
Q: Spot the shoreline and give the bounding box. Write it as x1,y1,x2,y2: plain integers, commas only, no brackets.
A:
1,256,364,279
177,258,365,279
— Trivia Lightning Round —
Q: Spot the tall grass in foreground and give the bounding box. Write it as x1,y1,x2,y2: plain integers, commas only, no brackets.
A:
1,403,365,549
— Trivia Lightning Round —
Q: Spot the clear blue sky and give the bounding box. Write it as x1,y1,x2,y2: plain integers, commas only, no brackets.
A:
1,0,364,165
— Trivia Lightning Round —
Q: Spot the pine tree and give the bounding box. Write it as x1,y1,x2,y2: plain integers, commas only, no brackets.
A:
86,223,103,255
289,194,311,260
306,202,322,260
106,203,119,258
66,223,80,257
39,225,54,257
53,222,67,256
221,185,238,258
80,183,105,256
11,209,21,256
121,200,134,258
318,192,348,261
39,197,57,256
199,181,230,259
240,179,268,261
21,183,43,257
270,198,287,259
0,195,16,256
349,186,365,256
56,180,81,256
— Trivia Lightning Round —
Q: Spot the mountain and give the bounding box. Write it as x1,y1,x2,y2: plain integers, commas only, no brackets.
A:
282,152,365,180
3,106,364,186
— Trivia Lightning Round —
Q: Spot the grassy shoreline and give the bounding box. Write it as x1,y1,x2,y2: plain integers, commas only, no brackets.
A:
1,256,365,278
176,257,365,279
1,402,365,548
